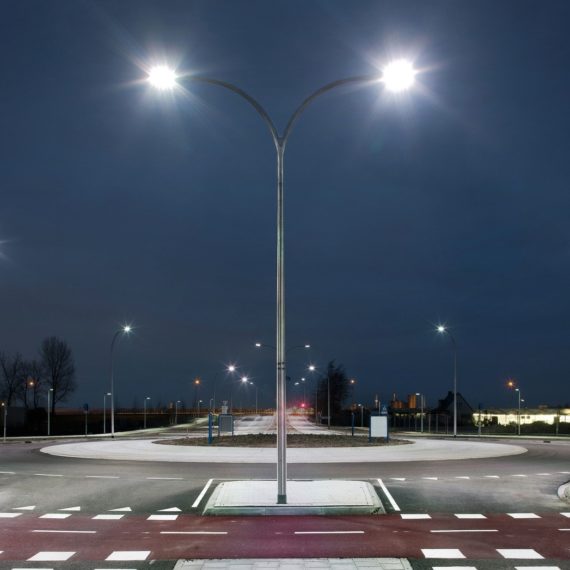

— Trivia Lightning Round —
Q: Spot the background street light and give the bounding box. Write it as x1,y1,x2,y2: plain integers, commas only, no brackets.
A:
436,324,458,437
175,400,181,424
507,380,522,436
143,396,151,429
2,402,6,442
110,324,132,438
415,392,424,433
47,387,54,436
103,392,111,434
148,59,416,504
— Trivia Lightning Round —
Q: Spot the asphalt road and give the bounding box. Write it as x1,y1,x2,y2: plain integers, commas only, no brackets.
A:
0,424,569,569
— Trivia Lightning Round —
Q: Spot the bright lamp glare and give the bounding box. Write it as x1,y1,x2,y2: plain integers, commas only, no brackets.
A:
123,325,132,333
437,325,446,333
383,59,415,92
148,66,177,90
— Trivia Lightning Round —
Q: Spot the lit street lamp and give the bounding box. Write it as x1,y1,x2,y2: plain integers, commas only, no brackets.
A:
175,400,181,424
143,396,150,429
110,324,132,437
415,392,424,433
103,392,111,434
47,388,54,436
436,324,458,437
148,58,416,504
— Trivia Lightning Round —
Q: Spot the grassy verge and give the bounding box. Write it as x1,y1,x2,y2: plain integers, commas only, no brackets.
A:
157,433,410,447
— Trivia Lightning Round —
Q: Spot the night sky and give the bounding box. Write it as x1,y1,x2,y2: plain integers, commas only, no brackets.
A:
1,0,569,412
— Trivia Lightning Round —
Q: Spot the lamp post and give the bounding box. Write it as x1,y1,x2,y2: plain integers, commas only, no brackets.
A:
143,396,150,429
193,378,201,410
349,378,357,410
148,59,416,504
249,382,258,415
416,392,424,433
436,325,458,437
515,388,522,436
175,400,181,424
2,402,6,443
110,324,132,438
103,392,111,434
47,388,53,436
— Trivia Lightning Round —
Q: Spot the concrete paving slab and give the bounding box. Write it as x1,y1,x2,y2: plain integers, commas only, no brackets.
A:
203,480,384,515
173,560,412,569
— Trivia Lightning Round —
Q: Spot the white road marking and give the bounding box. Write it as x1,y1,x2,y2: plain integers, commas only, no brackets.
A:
146,477,184,480
160,531,228,535
0,471,15,475
512,474,527,477
34,474,63,477
192,478,214,508
377,478,401,512
86,475,119,479
93,514,124,520
537,473,552,476
497,548,543,559
507,513,540,519
106,551,150,561
401,514,431,519
558,471,570,474
39,514,72,519
422,548,465,558
514,567,561,570
430,529,498,533
0,512,22,518
59,506,80,511
158,507,182,512
454,514,487,519
558,528,570,531
13,505,35,510
32,530,96,534
294,531,364,535
147,514,178,521
562,513,570,517
484,475,500,478
390,477,406,481
28,552,75,561
432,567,477,570
455,476,470,479
422,477,438,480
109,507,132,512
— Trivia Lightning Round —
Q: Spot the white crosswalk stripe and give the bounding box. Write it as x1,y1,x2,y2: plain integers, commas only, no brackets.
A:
106,550,150,561
92,514,124,520
507,512,540,519
147,514,178,521
422,548,465,558
401,513,431,519
454,513,486,519
27,551,75,561
497,548,544,559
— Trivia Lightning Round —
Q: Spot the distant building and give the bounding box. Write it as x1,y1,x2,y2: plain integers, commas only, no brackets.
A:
432,391,474,427
474,407,570,427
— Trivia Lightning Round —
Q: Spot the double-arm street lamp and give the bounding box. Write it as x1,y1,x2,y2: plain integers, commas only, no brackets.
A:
437,325,458,437
110,324,132,437
147,59,416,504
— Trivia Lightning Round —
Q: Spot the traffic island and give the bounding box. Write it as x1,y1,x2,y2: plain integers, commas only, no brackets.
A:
203,479,385,515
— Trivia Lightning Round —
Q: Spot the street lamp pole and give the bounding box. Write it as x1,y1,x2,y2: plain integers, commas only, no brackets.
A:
110,325,132,438
143,397,150,429
515,388,521,436
416,392,424,433
437,325,458,437
175,400,181,424
148,60,416,504
2,402,6,443
103,392,111,434
47,388,53,436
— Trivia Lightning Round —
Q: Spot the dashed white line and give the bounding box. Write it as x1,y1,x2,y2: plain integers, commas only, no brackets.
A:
390,477,406,481
0,512,22,518
512,474,527,477
93,514,124,520
109,507,132,512
159,507,182,512
160,531,228,535
34,474,63,477
294,531,364,535
484,475,500,479
422,477,438,481
559,528,570,531
377,478,401,512
507,513,540,519
39,514,72,519
454,514,487,519
537,473,552,476
0,471,15,475
401,514,431,520
13,505,35,510
59,506,80,511
192,478,214,508
32,530,96,534
561,513,570,518
455,476,470,480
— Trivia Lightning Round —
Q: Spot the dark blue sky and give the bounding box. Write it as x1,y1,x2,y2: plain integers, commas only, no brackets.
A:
1,0,569,411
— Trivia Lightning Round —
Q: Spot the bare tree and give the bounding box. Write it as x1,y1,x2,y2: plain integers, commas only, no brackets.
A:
40,337,76,414
0,352,25,405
